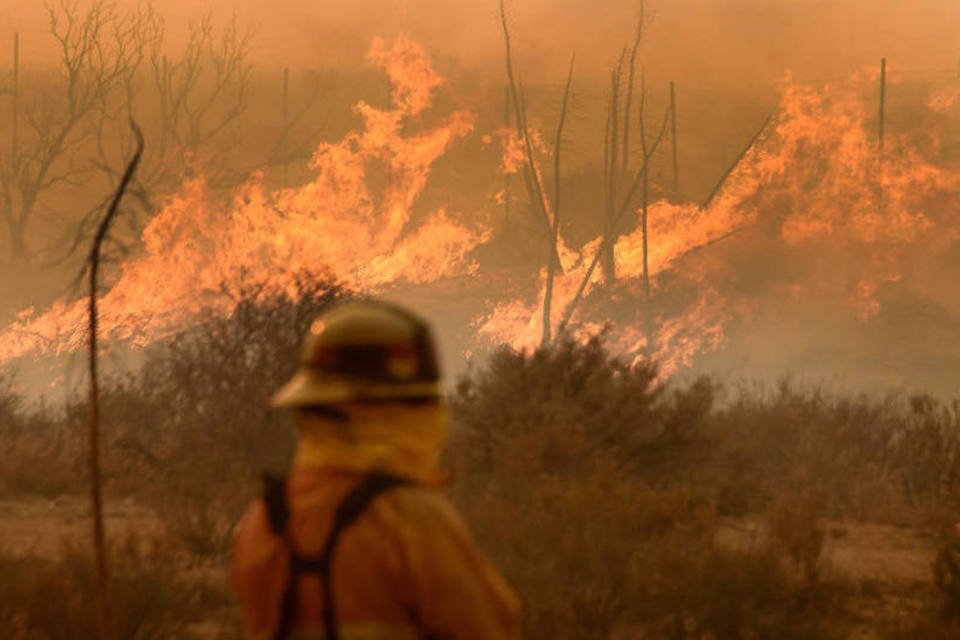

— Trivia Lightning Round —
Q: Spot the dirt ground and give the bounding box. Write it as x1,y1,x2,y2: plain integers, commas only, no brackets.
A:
0,496,947,638
2,496,942,579
0,495,164,557
716,516,940,584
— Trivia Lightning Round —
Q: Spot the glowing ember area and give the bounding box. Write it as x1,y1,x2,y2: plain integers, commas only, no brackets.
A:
476,69,960,377
0,37,480,363
926,83,960,113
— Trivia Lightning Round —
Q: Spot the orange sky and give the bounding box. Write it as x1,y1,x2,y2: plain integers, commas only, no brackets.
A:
2,0,959,85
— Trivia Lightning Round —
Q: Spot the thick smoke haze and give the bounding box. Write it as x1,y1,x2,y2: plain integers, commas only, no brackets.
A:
4,0,960,83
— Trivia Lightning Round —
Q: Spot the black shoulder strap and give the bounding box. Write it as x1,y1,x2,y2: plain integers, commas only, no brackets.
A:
262,472,289,535
267,471,410,640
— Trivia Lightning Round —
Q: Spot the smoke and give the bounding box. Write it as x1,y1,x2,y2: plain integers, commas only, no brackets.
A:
5,1,960,83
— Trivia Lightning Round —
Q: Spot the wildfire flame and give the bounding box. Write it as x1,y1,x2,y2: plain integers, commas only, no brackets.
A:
0,36,482,363
4,45,960,386
927,83,960,114
476,68,960,378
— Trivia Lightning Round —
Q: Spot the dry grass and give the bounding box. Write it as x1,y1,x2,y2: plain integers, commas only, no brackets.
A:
0,535,232,639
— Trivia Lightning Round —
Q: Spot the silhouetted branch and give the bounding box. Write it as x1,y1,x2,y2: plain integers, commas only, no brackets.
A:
542,56,575,346
86,119,144,640
702,115,772,208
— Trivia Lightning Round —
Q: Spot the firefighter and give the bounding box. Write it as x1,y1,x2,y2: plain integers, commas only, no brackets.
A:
231,299,522,640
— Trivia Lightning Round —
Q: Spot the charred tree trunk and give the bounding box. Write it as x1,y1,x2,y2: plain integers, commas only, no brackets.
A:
542,58,575,346
878,57,886,155
11,32,19,171
639,70,653,353
282,67,290,185
602,56,625,286
670,80,679,200
558,107,671,336
503,84,512,231
499,0,563,273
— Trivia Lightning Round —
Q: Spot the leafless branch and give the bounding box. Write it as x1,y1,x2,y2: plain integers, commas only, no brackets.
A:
87,118,144,640
557,106,671,336
499,0,563,272
542,56,575,347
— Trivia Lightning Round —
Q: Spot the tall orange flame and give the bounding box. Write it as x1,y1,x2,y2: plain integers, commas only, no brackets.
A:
0,37,481,363
477,68,960,378
5,50,960,385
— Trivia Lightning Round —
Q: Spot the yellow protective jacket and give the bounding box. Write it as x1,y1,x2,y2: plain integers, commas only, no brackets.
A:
232,399,522,640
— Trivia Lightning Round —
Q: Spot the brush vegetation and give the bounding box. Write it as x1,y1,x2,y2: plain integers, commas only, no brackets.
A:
1,295,960,637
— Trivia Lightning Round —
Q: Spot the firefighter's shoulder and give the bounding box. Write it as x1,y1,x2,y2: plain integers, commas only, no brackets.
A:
373,485,524,640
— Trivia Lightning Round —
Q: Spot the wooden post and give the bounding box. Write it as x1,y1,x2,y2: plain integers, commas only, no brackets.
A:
160,55,169,157
503,84,511,229
12,32,19,164
878,58,886,154
602,56,625,286
670,80,679,200
640,73,651,342
282,67,290,185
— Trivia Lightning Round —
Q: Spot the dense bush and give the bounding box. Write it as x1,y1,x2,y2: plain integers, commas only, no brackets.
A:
0,278,342,558
0,377,80,497
449,337,960,638
112,279,342,556
450,339,853,638
450,335,714,477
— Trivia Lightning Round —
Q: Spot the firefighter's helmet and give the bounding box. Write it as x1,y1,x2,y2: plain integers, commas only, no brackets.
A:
271,300,441,408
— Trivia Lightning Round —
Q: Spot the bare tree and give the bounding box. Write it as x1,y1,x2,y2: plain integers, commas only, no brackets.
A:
542,59,575,347
600,5,645,286
266,67,326,185
499,0,564,274
72,9,254,261
0,1,144,267
499,0,572,347
556,109,670,338
148,14,252,181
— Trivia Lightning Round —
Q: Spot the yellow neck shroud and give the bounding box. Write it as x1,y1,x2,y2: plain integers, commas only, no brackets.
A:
293,402,448,485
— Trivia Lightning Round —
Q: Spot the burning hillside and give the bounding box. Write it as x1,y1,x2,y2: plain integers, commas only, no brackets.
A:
0,37,483,364
478,68,960,382
2,39,960,392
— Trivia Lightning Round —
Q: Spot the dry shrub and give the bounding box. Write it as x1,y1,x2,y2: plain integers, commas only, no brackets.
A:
451,339,847,639
6,291,960,634
933,533,960,620
704,381,889,517
0,379,81,497
0,429,81,497
887,394,960,506
0,535,228,639
451,334,709,475
457,450,845,639
766,489,826,585
101,278,342,557
701,381,960,520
